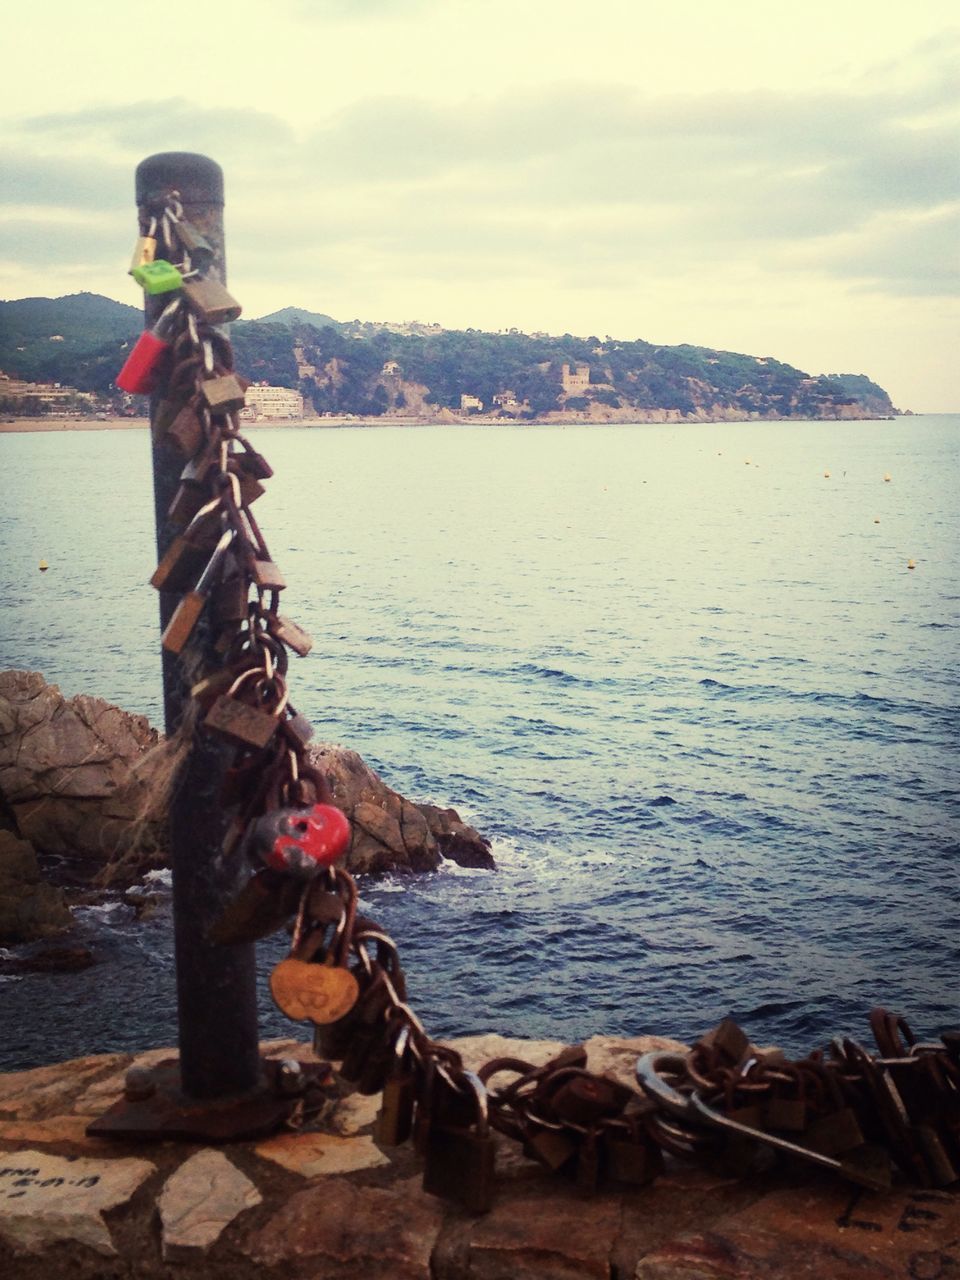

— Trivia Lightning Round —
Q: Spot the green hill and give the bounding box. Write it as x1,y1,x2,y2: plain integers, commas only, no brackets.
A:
0,293,899,420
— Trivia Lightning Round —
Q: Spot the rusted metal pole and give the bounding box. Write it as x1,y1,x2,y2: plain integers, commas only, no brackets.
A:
137,152,261,1101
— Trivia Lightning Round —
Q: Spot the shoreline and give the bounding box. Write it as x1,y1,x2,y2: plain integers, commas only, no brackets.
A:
0,410,926,435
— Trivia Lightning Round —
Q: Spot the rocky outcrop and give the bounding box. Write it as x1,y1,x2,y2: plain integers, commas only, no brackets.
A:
0,669,165,878
0,830,72,944
317,747,494,875
0,671,493,936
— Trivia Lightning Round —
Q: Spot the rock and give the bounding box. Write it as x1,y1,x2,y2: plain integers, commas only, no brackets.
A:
0,670,165,877
0,671,492,886
157,1149,261,1261
462,1187,623,1279
1,943,94,973
0,1054,126,1121
254,1130,390,1178
313,743,492,873
243,1176,444,1278
416,802,495,869
0,829,72,943
633,1183,960,1279
0,1148,155,1255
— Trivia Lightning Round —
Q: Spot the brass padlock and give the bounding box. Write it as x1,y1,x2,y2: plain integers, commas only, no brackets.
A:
166,402,205,458
201,372,247,415
250,558,286,592
129,221,157,274
267,614,313,657
183,275,242,324
203,668,290,750
150,497,223,593
161,531,233,654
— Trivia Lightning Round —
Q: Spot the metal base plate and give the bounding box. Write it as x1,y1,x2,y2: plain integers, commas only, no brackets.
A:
85,1057,333,1143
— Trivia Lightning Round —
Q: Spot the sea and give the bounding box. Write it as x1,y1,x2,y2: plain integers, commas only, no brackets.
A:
0,415,957,1073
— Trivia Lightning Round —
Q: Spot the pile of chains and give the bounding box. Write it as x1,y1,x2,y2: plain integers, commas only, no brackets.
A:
120,195,959,1215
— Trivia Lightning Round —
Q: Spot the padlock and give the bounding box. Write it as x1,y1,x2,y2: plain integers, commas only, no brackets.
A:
200,372,247,415
233,435,274,479
150,497,223,592
248,803,350,877
166,402,205,458
267,614,313,657
226,456,267,506
210,567,249,627
203,668,289,750
115,299,181,394
524,1122,578,1172
131,259,184,295
249,558,286,591
207,869,302,946
270,926,360,1025
422,1070,496,1213
281,707,315,751
375,1025,417,1147
601,1116,663,1186
171,218,214,267
546,1071,632,1126
698,1019,751,1065
161,531,233,654
183,275,242,324
129,233,157,274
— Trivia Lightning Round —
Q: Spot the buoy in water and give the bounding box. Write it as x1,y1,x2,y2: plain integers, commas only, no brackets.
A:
39,560,48,572
874,517,880,524
884,473,891,482
824,471,831,478
907,559,916,570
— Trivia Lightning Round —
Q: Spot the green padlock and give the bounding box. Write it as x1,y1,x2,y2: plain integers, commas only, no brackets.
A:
132,259,183,295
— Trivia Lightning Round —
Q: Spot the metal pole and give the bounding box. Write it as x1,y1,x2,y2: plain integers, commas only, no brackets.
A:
137,152,261,1100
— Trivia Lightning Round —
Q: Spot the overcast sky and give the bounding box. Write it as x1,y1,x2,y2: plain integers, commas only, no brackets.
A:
2,0,958,411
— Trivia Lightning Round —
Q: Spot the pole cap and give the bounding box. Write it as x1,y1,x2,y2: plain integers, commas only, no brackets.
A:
136,153,224,207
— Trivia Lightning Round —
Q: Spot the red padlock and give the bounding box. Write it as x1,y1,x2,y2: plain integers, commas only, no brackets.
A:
249,804,351,877
116,299,181,394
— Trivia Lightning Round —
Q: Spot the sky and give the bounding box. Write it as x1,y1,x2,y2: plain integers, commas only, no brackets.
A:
2,0,958,412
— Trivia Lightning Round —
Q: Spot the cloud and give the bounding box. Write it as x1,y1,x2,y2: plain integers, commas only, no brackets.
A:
3,31,958,309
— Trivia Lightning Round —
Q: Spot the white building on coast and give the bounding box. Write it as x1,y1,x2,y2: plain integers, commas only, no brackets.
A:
240,384,304,420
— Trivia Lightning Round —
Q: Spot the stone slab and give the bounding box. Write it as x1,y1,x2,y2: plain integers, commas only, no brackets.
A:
0,1055,125,1120
243,1175,443,1279
0,1148,155,1255
634,1181,960,1279
469,1188,623,1279
157,1148,262,1262
255,1129,390,1178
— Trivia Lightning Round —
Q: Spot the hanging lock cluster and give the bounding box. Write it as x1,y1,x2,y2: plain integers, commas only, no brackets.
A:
121,190,346,888
122,198,959,1217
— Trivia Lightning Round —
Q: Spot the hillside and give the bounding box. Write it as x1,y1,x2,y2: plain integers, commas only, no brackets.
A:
0,293,899,420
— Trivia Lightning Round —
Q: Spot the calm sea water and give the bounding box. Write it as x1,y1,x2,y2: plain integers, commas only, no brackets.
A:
1,416,957,1072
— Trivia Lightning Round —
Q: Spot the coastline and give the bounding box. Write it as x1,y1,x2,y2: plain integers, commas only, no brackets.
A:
0,409,918,435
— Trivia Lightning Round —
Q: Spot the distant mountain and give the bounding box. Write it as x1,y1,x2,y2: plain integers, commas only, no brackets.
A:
253,306,341,330
0,293,900,420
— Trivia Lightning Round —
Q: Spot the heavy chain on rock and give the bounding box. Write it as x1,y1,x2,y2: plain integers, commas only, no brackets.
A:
121,197,960,1213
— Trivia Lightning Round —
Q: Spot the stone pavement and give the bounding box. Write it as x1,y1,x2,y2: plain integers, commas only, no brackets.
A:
0,1035,956,1279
